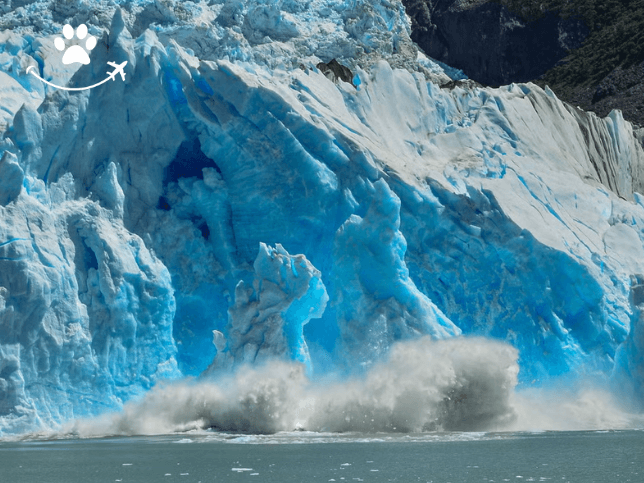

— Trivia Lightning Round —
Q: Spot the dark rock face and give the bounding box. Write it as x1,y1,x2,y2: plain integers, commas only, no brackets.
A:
402,0,588,86
636,127,644,149
440,79,483,90
402,0,644,127
316,59,355,86
567,61,644,129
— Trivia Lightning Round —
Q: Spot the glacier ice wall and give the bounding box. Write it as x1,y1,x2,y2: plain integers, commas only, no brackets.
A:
0,169,179,434
1,0,644,433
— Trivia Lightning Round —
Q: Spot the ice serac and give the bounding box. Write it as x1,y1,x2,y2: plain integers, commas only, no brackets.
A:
206,243,328,375
333,178,460,368
1,0,644,433
0,152,24,205
615,275,644,404
0,173,179,435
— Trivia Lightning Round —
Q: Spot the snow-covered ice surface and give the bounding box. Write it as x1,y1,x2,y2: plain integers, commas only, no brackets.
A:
1,0,644,435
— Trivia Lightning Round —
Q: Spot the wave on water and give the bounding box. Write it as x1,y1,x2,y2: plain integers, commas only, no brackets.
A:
21,337,644,440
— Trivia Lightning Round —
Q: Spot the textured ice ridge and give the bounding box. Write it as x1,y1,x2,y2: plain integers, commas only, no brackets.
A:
0,169,179,434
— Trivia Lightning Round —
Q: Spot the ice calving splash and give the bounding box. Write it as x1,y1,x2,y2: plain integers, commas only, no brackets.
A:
63,337,519,437
55,336,643,439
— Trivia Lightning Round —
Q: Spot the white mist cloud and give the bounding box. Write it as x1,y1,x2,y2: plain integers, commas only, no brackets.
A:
63,337,519,437
50,336,644,440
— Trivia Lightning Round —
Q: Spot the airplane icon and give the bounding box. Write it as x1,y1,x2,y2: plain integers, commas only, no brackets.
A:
107,61,127,82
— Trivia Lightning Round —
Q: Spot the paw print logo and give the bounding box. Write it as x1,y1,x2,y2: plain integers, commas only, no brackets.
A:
54,24,97,65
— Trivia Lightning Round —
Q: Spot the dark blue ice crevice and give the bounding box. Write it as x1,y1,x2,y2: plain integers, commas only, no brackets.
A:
0,238,28,248
195,78,214,96
163,137,221,185
153,136,234,375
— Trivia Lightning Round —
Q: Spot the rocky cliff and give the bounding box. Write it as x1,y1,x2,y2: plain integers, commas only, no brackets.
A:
402,0,644,127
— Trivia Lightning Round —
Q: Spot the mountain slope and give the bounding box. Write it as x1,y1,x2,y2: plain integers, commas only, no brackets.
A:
402,0,644,128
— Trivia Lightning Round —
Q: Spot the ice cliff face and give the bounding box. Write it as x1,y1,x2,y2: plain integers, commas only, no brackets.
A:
1,0,644,434
0,154,179,434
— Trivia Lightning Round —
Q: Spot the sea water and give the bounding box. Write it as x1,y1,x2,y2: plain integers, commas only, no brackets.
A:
1,430,642,482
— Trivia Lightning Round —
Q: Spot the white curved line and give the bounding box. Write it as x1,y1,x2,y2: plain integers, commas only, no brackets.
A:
26,65,115,91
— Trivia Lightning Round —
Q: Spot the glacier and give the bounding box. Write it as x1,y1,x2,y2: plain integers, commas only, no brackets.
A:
0,0,644,435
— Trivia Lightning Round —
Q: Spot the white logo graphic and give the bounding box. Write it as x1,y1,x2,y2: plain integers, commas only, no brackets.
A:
26,24,128,91
55,23,97,65
105,61,127,82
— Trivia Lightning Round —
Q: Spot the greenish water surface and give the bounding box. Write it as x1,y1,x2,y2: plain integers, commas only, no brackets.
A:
0,430,641,482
